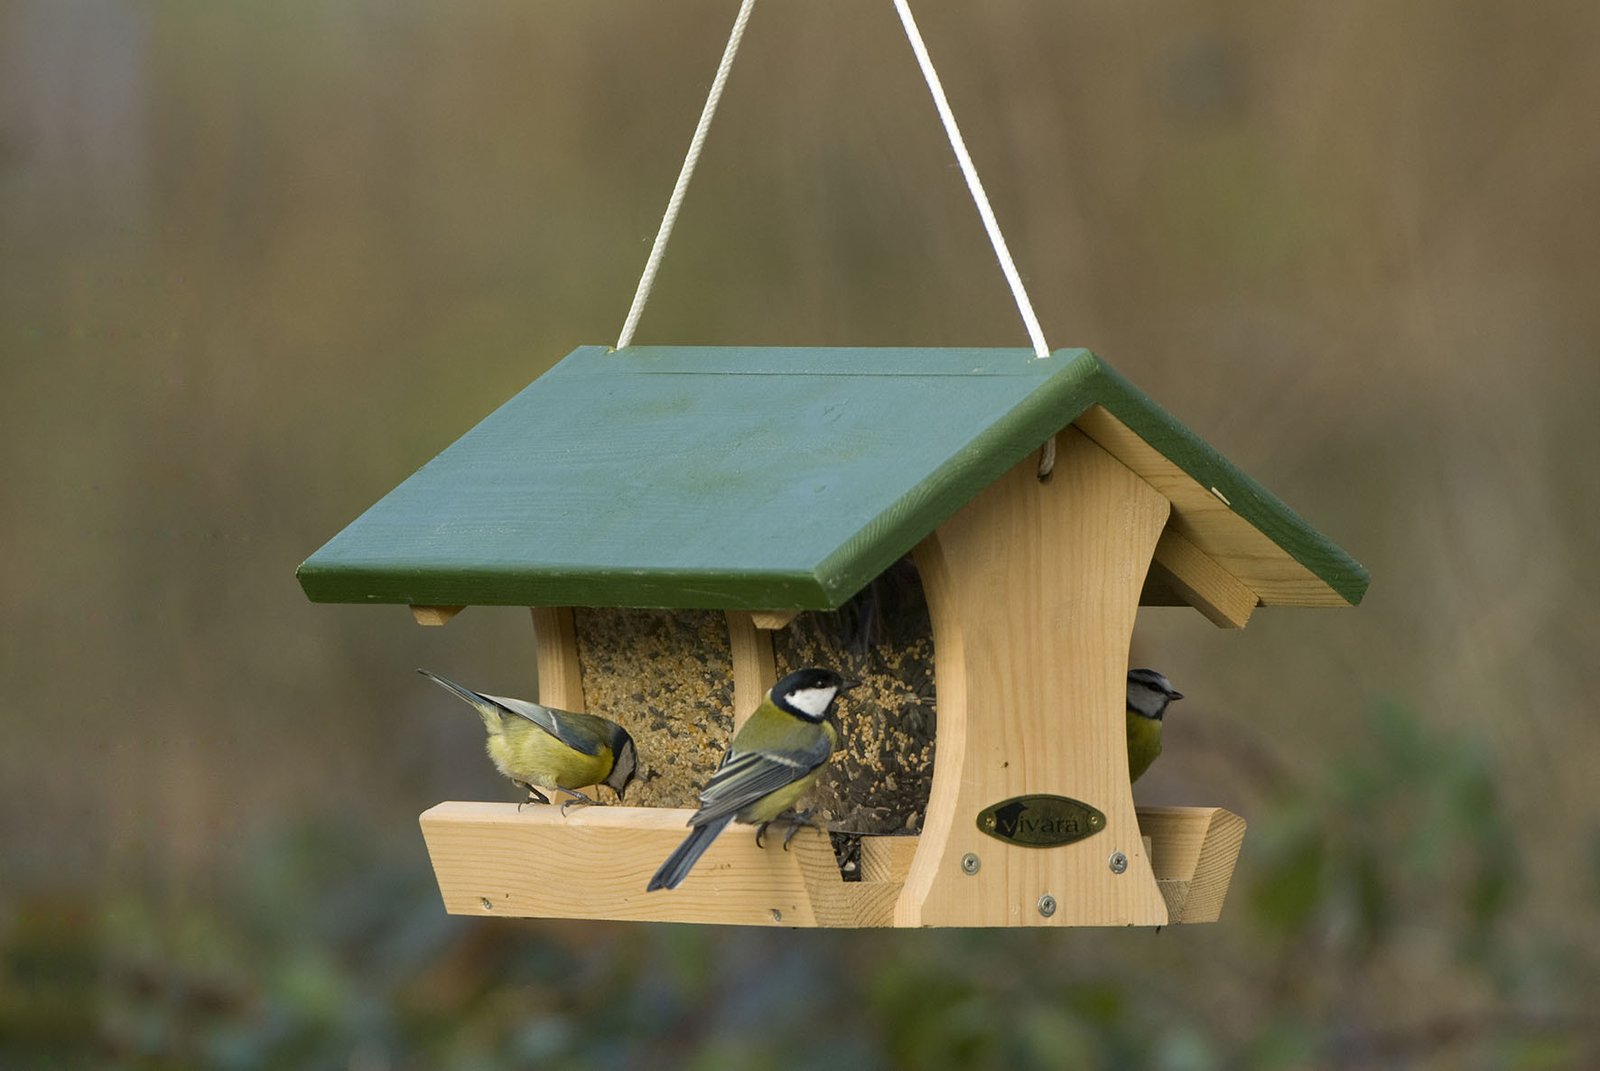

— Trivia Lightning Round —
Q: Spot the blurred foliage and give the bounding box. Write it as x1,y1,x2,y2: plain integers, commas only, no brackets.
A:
4,704,1595,1069
5,0,1600,1067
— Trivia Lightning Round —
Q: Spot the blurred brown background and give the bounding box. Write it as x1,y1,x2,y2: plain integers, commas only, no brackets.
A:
3,1,1598,1067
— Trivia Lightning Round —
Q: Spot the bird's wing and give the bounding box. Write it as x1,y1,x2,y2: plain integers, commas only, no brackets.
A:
691,734,832,827
488,693,603,757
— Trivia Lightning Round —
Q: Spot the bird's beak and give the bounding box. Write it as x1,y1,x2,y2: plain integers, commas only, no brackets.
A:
1169,690,1184,701
840,678,863,693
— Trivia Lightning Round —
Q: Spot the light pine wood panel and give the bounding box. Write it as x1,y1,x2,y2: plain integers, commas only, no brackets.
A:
418,802,901,927
1139,806,1247,923
860,835,920,884
1150,528,1259,628
1074,405,1350,607
410,605,464,626
726,611,778,731
530,607,585,712
902,429,1173,927
416,804,1240,927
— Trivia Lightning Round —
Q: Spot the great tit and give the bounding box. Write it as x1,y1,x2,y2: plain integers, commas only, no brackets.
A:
1126,667,1183,783
418,669,637,809
647,667,854,892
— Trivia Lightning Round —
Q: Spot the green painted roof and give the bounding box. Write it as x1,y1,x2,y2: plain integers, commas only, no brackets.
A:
297,346,1368,610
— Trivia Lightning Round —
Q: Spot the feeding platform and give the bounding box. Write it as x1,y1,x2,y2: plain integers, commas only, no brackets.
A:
298,344,1366,927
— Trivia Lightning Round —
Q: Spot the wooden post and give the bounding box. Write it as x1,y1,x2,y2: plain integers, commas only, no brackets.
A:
528,606,596,803
725,611,777,731
901,428,1173,926
530,607,585,711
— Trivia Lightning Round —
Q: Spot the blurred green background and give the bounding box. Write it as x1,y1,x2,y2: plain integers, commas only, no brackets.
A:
4,0,1599,1066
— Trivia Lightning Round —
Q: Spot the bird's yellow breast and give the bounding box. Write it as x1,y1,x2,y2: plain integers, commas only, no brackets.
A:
1126,709,1163,784
735,718,838,824
488,721,613,791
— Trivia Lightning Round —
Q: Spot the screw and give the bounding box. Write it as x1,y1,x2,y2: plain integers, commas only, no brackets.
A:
961,852,981,875
1109,851,1128,874
1089,813,1104,829
480,897,494,911
1037,894,1057,918
770,908,783,923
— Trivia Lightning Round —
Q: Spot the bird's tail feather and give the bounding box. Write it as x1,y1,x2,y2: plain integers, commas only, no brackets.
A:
417,669,504,735
647,814,735,892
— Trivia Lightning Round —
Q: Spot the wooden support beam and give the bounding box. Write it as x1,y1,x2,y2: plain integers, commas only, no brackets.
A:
725,611,777,731
530,607,585,711
410,605,464,626
1151,528,1259,629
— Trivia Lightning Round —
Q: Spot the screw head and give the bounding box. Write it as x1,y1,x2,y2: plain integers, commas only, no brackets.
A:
770,908,783,923
1108,851,1129,874
480,897,494,911
961,852,981,875
1037,894,1057,918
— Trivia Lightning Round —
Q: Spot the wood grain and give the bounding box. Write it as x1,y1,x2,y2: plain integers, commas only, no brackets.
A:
1138,806,1247,923
530,607,585,712
418,802,901,927
726,611,777,731
901,429,1173,926
1076,405,1352,607
1150,528,1259,628
415,803,1242,926
410,605,463,626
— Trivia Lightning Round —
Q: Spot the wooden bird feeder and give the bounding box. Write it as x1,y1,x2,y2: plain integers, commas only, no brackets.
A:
298,344,1367,928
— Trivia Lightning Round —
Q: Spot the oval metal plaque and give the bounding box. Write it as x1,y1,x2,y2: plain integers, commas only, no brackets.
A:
976,794,1106,848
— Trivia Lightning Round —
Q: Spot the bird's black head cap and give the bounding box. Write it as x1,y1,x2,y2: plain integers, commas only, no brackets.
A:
772,667,857,721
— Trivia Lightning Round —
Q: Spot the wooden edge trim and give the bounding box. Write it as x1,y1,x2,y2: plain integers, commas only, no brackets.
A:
1137,806,1247,924
419,802,900,927
1151,528,1259,629
417,803,1239,926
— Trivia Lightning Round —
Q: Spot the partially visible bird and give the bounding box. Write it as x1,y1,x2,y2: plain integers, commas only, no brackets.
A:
647,667,854,892
418,669,637,809
1126,667,1183,783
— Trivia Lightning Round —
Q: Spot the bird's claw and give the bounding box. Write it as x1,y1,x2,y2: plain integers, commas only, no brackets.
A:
782,810,819,851
559,793,596,816
755,811,820,851
516,783,552,810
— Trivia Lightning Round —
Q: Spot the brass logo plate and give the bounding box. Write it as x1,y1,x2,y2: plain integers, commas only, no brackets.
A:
976,795,1106,847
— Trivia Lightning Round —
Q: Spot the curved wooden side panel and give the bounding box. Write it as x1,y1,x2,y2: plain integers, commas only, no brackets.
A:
899,428,1172,926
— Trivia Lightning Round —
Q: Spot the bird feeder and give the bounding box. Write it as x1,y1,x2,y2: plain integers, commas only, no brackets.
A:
297,344,1367,927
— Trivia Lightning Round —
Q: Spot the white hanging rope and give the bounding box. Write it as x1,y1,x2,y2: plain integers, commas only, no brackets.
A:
890,0,1050,363
614,0,1057,475
890,0,1055,475
614,0,758,351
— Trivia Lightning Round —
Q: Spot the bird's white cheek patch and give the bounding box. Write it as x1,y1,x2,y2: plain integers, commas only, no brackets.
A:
785,686,838,719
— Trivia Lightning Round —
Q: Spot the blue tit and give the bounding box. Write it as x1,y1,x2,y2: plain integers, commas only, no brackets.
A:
418,669,636,809
647,667,855,892
1126,667,1183,783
